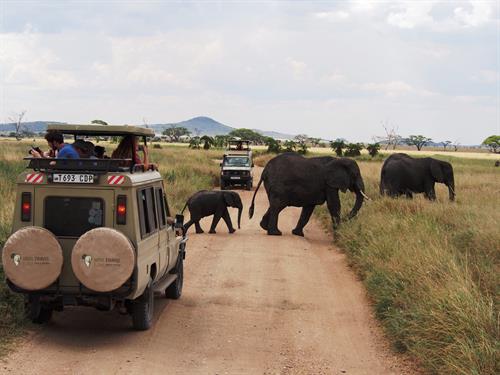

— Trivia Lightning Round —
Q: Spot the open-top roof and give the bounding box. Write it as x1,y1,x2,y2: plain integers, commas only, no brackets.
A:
47,124,155,137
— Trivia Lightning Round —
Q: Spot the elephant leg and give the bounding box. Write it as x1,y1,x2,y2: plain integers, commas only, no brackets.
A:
194,220,204,233
267,202,285,236
424,189,436,200
326,190,341,229
405,191,413,199
260,208,270,231
222,208,235,233
292,205,315,237
209,211,223,233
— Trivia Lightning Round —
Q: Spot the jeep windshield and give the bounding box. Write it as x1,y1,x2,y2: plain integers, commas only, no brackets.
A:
224,156,250,167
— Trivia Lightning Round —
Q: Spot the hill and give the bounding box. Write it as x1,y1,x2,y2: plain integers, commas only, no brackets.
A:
0,117,296,139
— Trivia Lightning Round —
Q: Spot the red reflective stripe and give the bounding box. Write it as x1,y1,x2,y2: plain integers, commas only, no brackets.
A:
108,175,118,184
33,174,44,183
116,176,125,184
27,174,36,183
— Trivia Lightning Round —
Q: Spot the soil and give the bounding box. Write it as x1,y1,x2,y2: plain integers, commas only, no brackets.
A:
1,167,416,374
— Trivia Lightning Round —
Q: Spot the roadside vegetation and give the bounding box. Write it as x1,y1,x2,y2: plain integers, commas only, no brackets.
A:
0,139,220,355
314,156,499,375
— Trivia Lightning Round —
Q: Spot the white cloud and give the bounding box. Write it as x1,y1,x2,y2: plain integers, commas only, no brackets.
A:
454,2,493,27
314,10,350,21
387,2,435,29
360,81,438,97
471,69,499,83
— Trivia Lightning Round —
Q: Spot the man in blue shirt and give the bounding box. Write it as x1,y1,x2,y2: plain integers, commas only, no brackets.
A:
31,131,79,159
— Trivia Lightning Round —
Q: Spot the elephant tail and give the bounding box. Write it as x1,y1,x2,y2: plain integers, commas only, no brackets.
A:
181,200,189,215
248,177,264,219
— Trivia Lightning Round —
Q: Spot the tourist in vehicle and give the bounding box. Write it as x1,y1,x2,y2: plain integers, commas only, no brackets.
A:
94,145,107,158
73,140,97,159
111,135,148,165
30,131,79,159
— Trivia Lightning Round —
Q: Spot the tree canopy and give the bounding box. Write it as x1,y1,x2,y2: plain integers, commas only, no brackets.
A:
91,119,108,125
330,139,346,156
228,128,264,144
162,125,191,142
482,135,500,153
406,135,432,151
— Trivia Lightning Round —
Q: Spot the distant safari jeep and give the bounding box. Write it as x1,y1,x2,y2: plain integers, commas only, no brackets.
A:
220,140,254,190
1,124,187,330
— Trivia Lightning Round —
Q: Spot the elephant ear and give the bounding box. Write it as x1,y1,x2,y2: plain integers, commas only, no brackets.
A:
325,161,350,192
223,192,236,207
430,160,444,183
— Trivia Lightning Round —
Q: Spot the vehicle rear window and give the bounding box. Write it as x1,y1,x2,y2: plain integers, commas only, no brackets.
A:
44,197,104,237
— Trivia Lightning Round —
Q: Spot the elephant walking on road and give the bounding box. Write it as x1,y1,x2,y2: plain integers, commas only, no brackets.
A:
380,153,455,201
182,190,243,234
249,152,368,236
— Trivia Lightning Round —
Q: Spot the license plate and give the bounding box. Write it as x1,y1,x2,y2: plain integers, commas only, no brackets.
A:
230,176,240,180
52,173,94,184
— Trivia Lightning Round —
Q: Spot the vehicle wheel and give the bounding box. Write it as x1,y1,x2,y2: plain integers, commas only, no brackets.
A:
165,254,183,300
27,296,53,324
32,307,53,324
131,278,154,330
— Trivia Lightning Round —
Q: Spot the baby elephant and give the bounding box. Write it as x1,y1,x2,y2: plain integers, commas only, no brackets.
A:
182,190,243,234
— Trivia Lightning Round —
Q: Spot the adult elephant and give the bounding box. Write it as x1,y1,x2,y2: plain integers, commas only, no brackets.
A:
380,153,455,201
182,190,242,234
248,153,368,236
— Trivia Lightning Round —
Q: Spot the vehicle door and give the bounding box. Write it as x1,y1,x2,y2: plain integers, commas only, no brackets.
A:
155,185,169,277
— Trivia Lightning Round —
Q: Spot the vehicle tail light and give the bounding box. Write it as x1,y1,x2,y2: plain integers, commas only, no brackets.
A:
21,192,31,222
116,195,127,225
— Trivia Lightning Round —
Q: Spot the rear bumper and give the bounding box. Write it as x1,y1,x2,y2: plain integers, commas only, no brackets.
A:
221,175,252,183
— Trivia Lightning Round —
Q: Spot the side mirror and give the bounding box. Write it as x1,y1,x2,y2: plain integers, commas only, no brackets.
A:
175,214,184,228
219,162,222,167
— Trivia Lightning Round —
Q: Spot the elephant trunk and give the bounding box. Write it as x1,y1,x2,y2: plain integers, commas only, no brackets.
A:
347,190,364,219
447,181,455,201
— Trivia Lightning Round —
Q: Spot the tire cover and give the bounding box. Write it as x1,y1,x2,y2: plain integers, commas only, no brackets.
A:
2,227,63,291
71,228,135,292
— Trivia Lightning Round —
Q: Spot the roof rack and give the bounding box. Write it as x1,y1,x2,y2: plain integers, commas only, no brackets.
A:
46,124,155,137
25,158,132,174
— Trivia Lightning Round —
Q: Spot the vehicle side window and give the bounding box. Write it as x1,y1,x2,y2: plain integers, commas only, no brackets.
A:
137,187,158,238
155,188,166,228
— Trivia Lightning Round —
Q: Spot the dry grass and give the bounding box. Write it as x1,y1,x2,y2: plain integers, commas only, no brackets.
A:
314,156,499,374
0,140,222,355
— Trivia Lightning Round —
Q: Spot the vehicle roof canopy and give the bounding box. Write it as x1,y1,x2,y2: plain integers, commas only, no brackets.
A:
47,124,155,137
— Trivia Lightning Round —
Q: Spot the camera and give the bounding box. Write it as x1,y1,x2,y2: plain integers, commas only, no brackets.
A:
28,146,42,155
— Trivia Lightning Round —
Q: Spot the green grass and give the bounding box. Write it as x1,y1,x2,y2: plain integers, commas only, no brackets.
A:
0,140,221,356
315,157,499,375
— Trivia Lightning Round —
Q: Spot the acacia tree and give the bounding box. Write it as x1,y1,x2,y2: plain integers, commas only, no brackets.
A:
200,135,214,150
294,134,309,154
441,140,452,151
366,143,381,157
189,136,201,149
330,139,346,156
228,128,264,144
9,110,26,140
452,140,461,152
406,135,432,151
344,143,364,157
482,135,500,153
91,119,108,125
162,125,191,142
213,135,230,148
265,137,281,153
283,140,297,152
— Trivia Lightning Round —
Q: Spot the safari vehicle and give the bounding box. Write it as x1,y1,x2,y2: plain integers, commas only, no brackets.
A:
220,140,254,190
1,124,187,330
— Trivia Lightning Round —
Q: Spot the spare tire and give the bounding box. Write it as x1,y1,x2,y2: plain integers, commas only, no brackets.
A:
2,227,63,291
71,227,135,292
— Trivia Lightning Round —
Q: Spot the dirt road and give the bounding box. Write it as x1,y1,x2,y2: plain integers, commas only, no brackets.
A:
2,167,414,375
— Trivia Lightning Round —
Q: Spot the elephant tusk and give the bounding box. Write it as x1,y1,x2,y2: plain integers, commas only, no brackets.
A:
360,190,371,201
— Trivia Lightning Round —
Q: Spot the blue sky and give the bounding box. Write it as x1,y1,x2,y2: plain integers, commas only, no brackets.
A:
0,0,498,143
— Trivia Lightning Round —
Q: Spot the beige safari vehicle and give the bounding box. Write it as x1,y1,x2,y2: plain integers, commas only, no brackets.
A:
1,124,187,330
